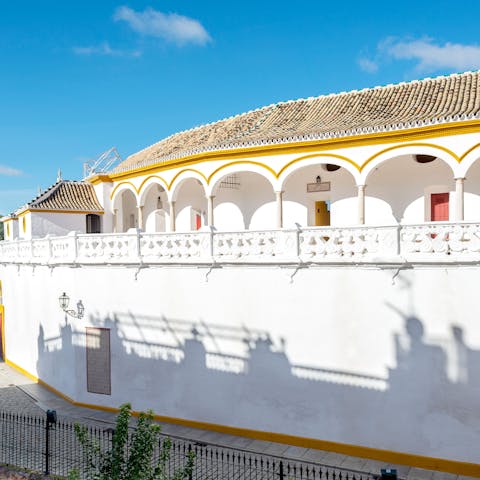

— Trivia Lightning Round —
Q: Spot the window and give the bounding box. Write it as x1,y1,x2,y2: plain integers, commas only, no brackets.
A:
86,214,101,234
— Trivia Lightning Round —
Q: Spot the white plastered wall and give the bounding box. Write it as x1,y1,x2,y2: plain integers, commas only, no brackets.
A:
92,182,113,233
30,212,89,238
2,262,480,464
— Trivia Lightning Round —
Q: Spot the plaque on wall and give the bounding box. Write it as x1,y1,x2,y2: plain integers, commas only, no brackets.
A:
86,327,111,395
307,181,331,193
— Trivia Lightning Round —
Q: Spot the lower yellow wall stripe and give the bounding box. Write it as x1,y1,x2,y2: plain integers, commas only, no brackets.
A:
4,357,480,478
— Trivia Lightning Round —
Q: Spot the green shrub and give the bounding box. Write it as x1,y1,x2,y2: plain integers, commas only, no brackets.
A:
74,403,194,480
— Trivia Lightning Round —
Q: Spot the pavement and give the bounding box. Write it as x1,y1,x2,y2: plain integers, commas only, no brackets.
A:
0,361,475,480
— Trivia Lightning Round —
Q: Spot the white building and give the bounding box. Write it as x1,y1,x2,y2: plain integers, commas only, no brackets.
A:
1,71,480,475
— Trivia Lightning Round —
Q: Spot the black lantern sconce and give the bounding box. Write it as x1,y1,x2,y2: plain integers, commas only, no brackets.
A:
58,292,84,319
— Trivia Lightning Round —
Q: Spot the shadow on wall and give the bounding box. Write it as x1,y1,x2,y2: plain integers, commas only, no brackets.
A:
35,307,480,462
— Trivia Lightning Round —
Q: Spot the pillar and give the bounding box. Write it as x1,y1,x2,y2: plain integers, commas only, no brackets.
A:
455,177,465,222
169,201,176,232
357,184,366,225
113,209,118,233
275,191,283,228
137,205,144,230
207,195,215,227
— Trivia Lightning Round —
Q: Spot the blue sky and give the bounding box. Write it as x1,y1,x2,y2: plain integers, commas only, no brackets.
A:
2,0,480,213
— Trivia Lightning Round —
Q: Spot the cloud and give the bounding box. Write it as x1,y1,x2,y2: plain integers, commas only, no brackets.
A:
114,6,211,46
73,42,141,57
359,37,480,74
0,165,23,176
357,57,378,73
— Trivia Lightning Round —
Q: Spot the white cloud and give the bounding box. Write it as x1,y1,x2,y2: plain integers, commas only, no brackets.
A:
73,42,141,57
114,6,211,46
0,165,22,176
359,37,480,74
357,57,378,73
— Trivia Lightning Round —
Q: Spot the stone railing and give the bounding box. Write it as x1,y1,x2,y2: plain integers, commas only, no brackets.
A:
1,222,480,266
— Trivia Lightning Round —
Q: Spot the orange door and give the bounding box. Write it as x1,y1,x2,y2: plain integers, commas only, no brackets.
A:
431,193,449,221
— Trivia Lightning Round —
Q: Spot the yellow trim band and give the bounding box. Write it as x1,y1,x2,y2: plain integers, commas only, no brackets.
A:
3,357,480,477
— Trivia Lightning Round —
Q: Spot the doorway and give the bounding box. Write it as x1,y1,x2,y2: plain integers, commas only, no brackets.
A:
315,201,331,226
431,193,449,221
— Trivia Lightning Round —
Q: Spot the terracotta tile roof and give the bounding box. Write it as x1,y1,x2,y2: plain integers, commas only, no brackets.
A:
113,71,480,174
20,181,103,213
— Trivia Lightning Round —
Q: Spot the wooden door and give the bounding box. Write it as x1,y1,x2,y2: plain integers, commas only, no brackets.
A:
195,213,202,230
431,193,449,221
315,201,331,226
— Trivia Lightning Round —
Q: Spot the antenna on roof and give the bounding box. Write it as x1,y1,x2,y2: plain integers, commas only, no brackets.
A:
83,147,122,179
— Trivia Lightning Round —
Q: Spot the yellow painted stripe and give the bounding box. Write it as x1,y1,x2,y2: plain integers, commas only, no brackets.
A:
5,357,480,477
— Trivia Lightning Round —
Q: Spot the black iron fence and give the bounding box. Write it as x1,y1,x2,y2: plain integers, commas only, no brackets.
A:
0,410,378,480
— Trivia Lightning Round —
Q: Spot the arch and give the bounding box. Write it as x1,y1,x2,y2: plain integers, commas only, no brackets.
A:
458,143,480,177
365,150,455,224
140,180,170,232
173,176,208,232
114,188,138,232
110,182,139,208
207,161,277,196
278,153,360,191
169,169,209,201
361,143,459,183
211,170,276,231
138,175,169,205
281,160,358,227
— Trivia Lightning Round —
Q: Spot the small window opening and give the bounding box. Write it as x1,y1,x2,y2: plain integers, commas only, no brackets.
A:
415,155,436,164
323,164,341,172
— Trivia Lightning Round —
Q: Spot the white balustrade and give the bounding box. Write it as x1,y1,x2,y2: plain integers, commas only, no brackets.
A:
401,222,480,261
300,225,399,261
213,229,297,262
140,232,211,262
1,222,480,266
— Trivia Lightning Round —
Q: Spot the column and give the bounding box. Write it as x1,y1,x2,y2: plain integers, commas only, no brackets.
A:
455,177,465,221
357,184,366,225
169,201,176,232
275,191,283,228
207,195,215,227
137,205,144,230
113,209,118,233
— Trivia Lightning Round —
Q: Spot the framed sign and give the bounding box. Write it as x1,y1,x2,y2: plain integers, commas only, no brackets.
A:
307,181,331,193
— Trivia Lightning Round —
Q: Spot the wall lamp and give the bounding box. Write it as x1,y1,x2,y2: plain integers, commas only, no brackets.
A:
58,292,84,319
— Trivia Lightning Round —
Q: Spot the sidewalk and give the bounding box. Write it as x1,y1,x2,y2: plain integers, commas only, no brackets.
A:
0,362,471,480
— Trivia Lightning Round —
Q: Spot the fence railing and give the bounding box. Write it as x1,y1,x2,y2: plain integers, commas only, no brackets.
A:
2,222,480,265
0,410,378,480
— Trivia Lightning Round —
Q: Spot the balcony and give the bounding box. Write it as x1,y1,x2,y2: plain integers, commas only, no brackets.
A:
1,222,480,266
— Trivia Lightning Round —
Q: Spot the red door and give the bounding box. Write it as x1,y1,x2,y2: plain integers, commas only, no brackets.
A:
195,213,202,230
431,193,449,221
